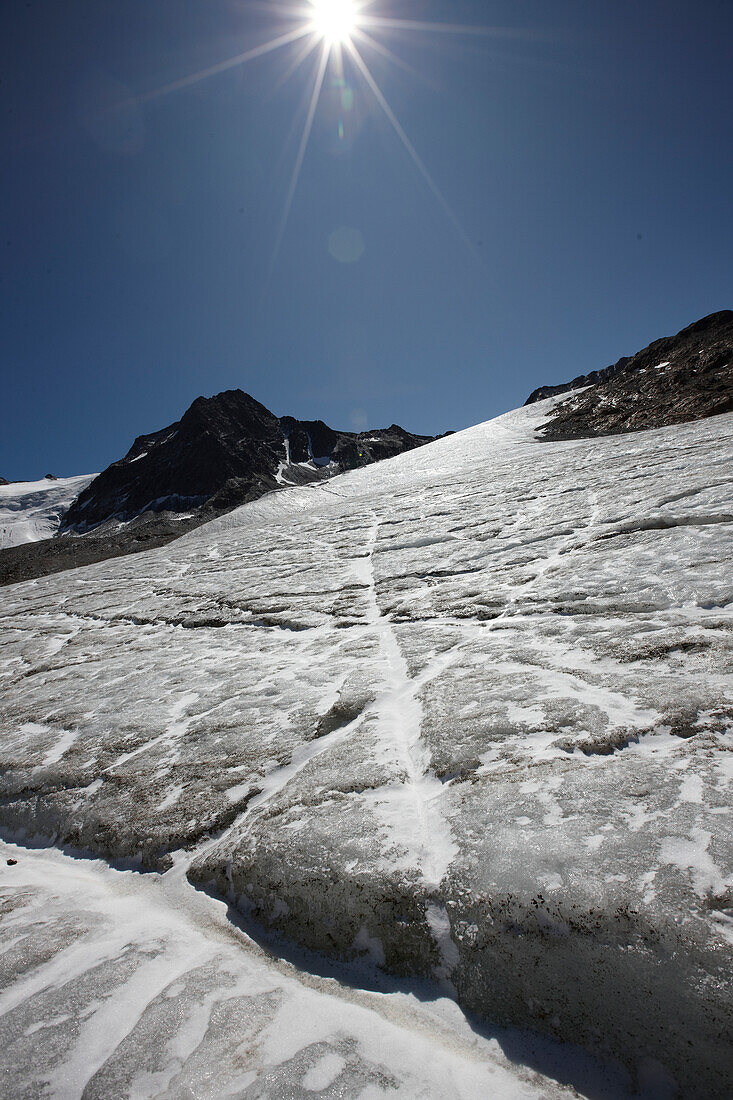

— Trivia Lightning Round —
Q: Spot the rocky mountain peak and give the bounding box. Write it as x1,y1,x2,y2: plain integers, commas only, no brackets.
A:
678,308,733,336
182,389,281,439
60,391,436,534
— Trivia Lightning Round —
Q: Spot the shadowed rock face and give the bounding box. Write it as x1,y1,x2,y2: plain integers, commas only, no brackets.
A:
61,390,435,533
526,310,733,440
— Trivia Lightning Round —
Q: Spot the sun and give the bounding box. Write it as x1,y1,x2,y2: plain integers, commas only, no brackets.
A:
144,0,494,268
309,0,360,44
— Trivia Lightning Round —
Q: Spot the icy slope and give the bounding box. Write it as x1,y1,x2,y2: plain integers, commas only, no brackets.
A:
1,399,732,1094
0,473,95,549
0,840,580,1099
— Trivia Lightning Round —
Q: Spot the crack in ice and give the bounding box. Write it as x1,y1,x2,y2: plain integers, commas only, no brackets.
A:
353,516,457,889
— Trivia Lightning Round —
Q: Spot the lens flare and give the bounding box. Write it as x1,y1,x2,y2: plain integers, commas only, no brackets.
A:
310,0,359,44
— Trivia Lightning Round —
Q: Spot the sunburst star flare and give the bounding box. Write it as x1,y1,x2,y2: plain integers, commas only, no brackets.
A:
141,2,515,272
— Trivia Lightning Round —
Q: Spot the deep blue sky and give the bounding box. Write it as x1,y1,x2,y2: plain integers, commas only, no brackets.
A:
2,0,732,478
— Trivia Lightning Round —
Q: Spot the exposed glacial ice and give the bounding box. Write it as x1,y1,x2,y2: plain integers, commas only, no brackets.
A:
1,399,732,1095
1,841,582,1098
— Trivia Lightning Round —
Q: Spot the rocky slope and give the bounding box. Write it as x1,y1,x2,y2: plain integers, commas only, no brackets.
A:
0,511,207,588
526,310,732,440
61,389,436,533
2,399,731,1096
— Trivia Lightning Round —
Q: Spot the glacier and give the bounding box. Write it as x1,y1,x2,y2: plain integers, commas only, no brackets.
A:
0,474,96,549
0,397,731,1096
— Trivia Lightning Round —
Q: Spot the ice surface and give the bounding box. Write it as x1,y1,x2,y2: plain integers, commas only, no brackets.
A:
0,841,580,1099
0,474,95,548
1,400,732,1093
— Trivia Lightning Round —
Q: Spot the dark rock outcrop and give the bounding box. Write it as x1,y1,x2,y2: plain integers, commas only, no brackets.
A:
527,310,733,440
61,390,435,534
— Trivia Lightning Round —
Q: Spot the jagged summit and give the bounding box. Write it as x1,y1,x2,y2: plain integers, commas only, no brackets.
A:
61,389,435,533
527,310,733,440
